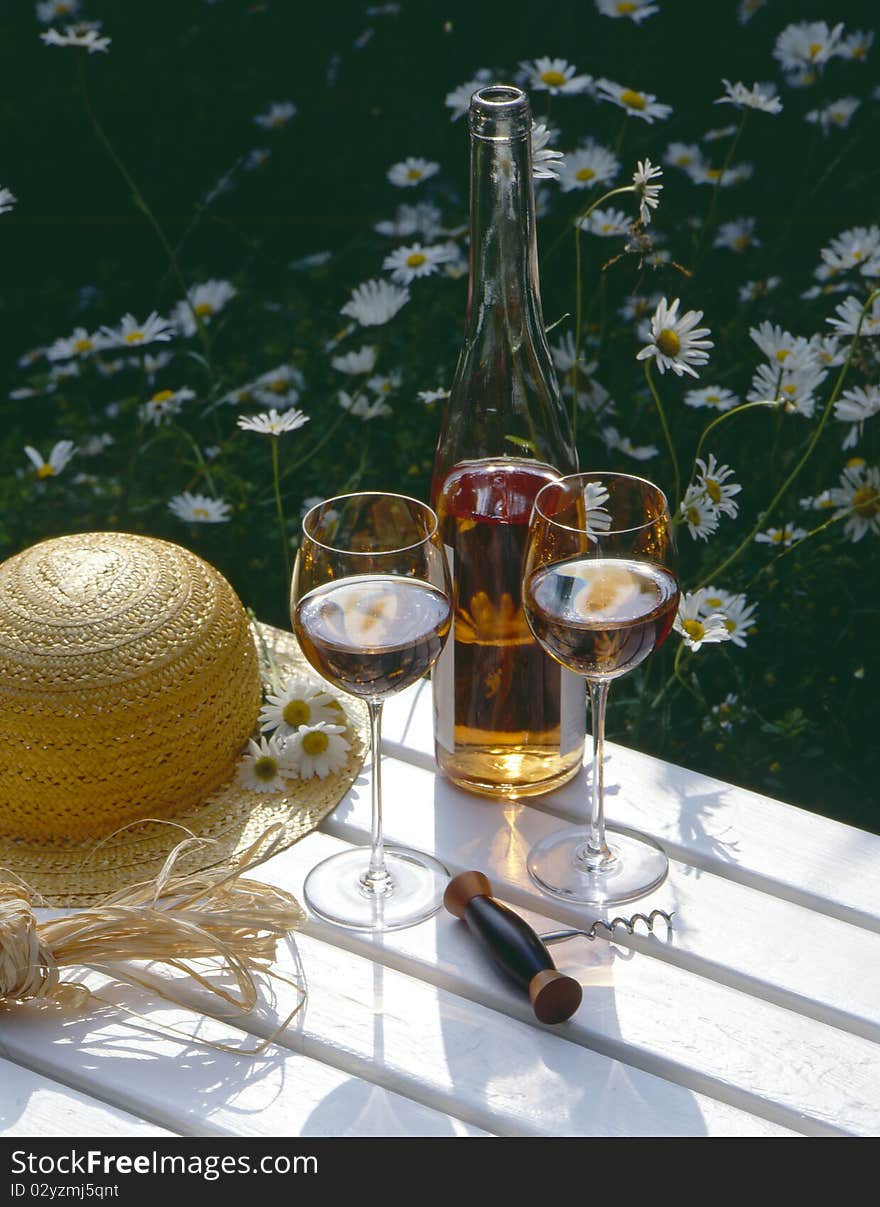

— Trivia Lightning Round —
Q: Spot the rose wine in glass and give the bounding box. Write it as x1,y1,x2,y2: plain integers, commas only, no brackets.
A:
292,493,452,932
522,473,680,906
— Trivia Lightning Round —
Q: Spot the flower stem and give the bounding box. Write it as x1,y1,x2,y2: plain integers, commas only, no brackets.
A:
643,359,681,508
271,438,291,591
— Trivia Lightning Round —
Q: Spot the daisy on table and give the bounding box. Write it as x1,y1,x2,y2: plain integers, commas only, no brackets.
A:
555,142,621,194
383,241,457,285
595,78,672,122
23,440,76,479
260,675,342,739
518,57,593,96
714,218,760,253
827,462,880,542
387,158,439,188
167,492,232,524
236,735,292,793
286,722,351,780
806,98,861,135
636,297,713,378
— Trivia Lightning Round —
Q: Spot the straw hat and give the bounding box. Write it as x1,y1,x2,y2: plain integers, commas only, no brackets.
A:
0,532,368,907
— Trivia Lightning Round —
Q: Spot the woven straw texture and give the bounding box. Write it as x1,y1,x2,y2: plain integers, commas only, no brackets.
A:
0,532,368,908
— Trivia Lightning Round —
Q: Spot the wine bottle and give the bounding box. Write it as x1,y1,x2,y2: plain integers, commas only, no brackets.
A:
430,84,586,799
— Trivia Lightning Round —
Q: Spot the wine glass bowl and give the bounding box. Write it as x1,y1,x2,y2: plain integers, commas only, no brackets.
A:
521,472,680,907
291,492,452,932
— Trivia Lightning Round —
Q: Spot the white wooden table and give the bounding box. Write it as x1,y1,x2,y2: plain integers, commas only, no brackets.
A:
3,677,880,1139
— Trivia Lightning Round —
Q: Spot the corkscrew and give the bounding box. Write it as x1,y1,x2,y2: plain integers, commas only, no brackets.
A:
444,871,674,1025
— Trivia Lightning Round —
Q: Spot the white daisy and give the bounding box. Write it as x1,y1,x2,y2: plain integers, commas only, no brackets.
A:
235,735,291,793
237,407,310,436
698,586,739,614
40,25,110,53
686,161,754,188
749,359,827,418
702,592,757,648
702,124,738,142
820,225,880,275
618,292,664,323
259,675,341,738
838,29,874,61
695,454,741,518
664,142,704,171
601,425,657,460
684,385,739,412
551,332,611,411
45,326,108,361
387,158,440,188
0,186,17,214
595,78,673,122
243,147,271,171
556,141,620,193
826,295,880,338
100,311,173,349
808,333,846,368
715,79,783,114
636,296,713,378
714,218,760,252
78,432,114,456
339,390,392,420
418,388,449,404
367,370,402,397
444,70,493,121
755,523,808,548
806,98,861,135
24,440,76,479
519,57,593,96
773,21,844,74
679,485,721,541
749,322,812,368
800,489,836,513
738,277,781,303
834,386,880,449
632,158,663,224
738,0,766,22
167,492,232,524
331,345,378,375
595,0,659,22
171,279,236,336
531,122,565,181
828,462,880,542
579,206,631,237
374,202,445,240
286,722,351,780
36,0,81,20
674,591,731,651
253,101,297,129
139,386,195,426
252,363,305,407
382,241,456,284
340,278,410,326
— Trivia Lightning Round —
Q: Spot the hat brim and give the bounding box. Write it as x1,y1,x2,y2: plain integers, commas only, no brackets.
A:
0,624,369,908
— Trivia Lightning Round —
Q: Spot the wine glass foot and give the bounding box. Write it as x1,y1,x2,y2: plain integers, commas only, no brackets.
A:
304,846,449,931
527,824,668,907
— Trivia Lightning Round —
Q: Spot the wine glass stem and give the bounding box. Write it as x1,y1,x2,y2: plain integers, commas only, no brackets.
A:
584,678,612,867
363,698,392,894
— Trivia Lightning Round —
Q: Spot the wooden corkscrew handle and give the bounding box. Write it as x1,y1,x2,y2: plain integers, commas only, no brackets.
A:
444,871,582,1024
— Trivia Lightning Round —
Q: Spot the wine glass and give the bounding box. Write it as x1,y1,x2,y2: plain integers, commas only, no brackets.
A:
521,472,680,906
291,492,453,931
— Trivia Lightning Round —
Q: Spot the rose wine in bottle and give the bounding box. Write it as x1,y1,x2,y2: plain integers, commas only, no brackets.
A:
430,85,586,798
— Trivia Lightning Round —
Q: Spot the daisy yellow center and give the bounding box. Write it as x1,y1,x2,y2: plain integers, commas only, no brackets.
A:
705,596,723,608
152,389,175,403
776,349,791,363
194,302,215,317
541,70,567,87
852,486,880,518
705,478,722,504
253,755,279,781
37,464,56,479
733,235,750,250
269,379,287,392
302,730,330,756
685,505,702,526
852,250,864,261
706,394,720,405
270,115,286,126
575,167,596,182
617,2,638,11
852,43,868,59
283,699,311,727
406,252,427,268
656,328,681,358
193,507,211,519
74,338,93,353
771,530,785,543
682,618,705,641
782,383,797,396
808,41,824,59
125,331,145,344
723,618,737,632
620,89,646,110
406,167,424,180
706,168,723,180
846,457,866,469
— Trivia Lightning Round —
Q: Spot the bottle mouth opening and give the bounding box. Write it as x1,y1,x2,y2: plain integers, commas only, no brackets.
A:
469,84,531,140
